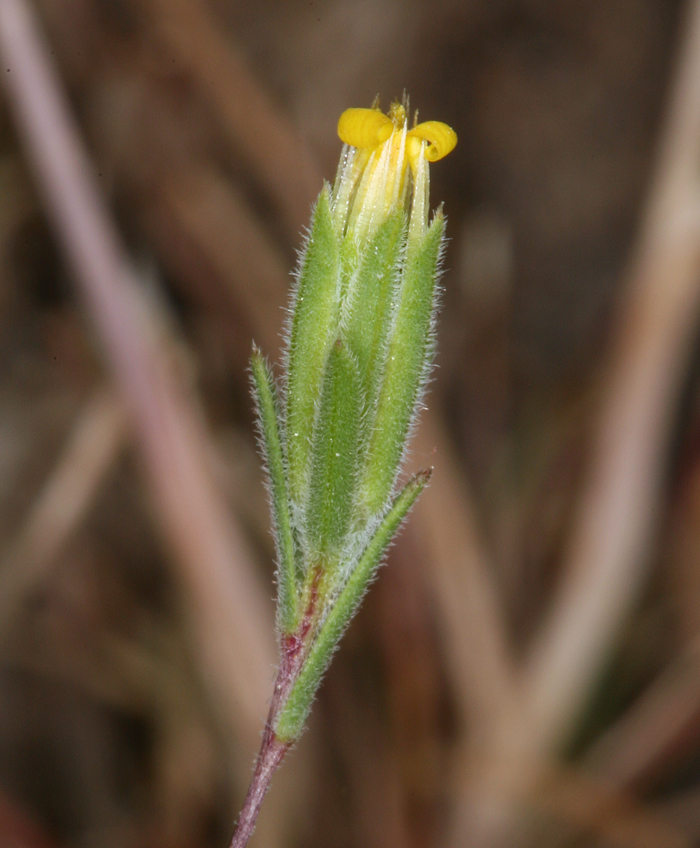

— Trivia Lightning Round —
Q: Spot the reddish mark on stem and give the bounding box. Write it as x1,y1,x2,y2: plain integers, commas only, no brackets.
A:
282,561,324,663
230,562,327,848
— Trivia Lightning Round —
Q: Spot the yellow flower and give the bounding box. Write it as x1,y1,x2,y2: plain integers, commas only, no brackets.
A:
332,101,457,244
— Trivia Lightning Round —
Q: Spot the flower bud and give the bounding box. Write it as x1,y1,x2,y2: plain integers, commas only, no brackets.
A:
252,99,456,743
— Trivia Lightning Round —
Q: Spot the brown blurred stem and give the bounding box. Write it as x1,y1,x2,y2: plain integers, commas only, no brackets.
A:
0,388,126,643
410,409,516,730
523,0,700,756
140,0,321,243
451,0,700,843
0,0,275,756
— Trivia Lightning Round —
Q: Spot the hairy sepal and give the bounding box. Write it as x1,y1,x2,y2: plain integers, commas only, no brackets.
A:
286,187,341,510
274,470,431,742
342,210,405,409
359,211,445,515
305,339,363,566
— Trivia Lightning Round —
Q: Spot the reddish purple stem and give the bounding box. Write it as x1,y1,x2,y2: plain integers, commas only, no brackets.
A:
228,719,289,848
229,574,323,848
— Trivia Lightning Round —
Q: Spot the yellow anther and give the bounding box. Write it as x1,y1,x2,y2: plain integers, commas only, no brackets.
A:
333,100,456,242
337,108,393,150
407,121,457,162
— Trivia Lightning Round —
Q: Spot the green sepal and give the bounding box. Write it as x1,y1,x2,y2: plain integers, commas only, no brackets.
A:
250,348,299,635
274,470,431,742
343,211,405,407
305,339,363,563
286,187,341,509
359,211,445,515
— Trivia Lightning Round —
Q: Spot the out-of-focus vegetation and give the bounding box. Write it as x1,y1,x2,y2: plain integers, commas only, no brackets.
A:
2,1,700,847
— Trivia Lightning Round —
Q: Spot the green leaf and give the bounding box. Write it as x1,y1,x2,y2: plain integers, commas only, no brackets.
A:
250,348,299,634
286,188,341,509
359,212,445,515
305,339,363,563
274,470,431,742
342,211,405,407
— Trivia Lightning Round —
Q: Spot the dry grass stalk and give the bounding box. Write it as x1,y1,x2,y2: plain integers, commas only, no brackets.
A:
450,0,700,842
0,388,125,643
0,0,275,756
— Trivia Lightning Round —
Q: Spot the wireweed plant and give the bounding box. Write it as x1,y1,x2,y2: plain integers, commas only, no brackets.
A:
229,98,457,848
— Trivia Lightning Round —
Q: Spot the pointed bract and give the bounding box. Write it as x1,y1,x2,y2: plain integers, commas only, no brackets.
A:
274,470,431,742
250,349,299,635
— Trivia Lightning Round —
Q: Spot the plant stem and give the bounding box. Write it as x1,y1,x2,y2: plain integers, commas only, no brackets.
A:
228,712,289,848
229,630,308,848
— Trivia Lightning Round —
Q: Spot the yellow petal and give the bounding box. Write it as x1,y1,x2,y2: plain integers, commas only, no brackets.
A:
337,108,393,150
407,120,457,162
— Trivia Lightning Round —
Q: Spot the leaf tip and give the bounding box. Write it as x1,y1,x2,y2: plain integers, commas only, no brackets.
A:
418,467,433,485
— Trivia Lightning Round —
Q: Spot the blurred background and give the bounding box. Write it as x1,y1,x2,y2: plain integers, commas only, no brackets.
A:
2,0,700,846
